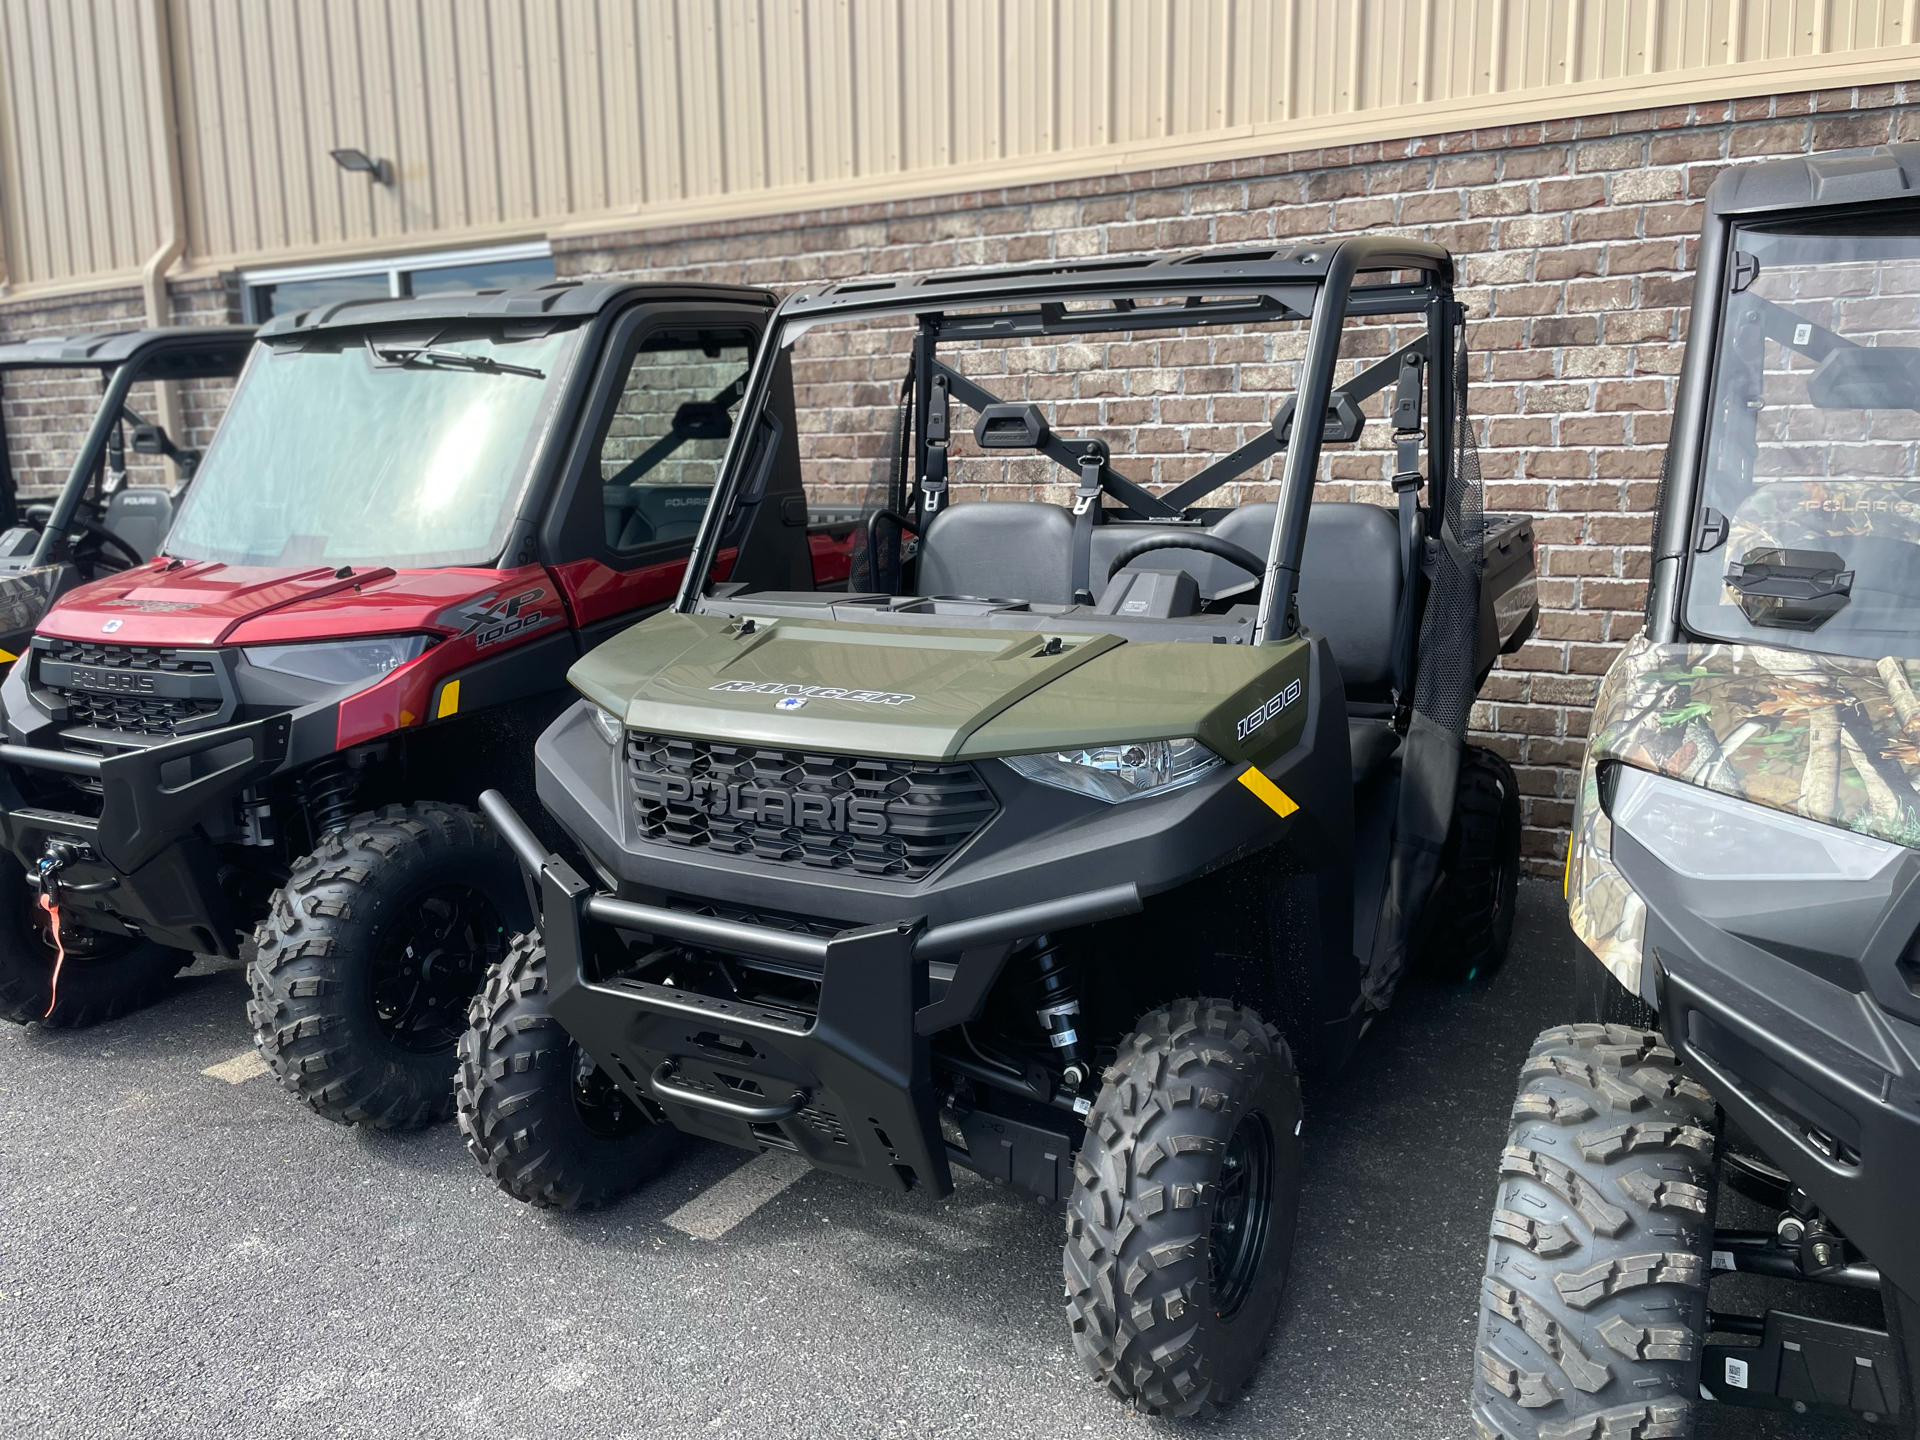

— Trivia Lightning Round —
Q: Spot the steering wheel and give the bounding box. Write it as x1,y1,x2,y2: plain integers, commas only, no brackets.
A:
23,504,146,577
1106,532,1268,584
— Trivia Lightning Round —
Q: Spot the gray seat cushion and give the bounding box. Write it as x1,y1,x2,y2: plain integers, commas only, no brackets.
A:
1097,502,1403,700
916,502,1076,604
101,487,176,563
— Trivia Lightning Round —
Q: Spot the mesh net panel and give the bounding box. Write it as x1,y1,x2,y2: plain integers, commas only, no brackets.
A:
846,397,911,593
1411,328,1484,736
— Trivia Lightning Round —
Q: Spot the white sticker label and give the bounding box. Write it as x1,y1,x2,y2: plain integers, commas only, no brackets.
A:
1725,1357,1750,1390
1711,1249,1737,1271
1793,322,1813,347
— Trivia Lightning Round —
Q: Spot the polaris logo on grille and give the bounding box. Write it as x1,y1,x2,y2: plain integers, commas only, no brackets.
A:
66,668,158,696
634,772,890,835
1235,678,1302,741
709,680,915,706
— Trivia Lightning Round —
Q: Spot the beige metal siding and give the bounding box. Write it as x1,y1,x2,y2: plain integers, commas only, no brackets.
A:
3,0,1919,295
0,0,171,289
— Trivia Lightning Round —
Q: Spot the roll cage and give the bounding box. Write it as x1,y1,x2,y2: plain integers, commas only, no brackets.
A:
0,326,255,560
674,238,1461,647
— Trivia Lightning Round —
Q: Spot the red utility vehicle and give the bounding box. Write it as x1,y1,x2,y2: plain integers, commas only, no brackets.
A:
0,280,851,1129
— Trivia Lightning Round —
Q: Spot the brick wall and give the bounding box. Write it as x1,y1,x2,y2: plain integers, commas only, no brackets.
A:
557,81,1920,876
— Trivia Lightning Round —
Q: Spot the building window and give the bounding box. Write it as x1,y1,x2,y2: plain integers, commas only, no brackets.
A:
239,242,555,322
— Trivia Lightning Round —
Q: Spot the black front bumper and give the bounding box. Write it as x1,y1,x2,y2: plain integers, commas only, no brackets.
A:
483,790,1140,1198
1614,822,1920,1302
0,712,290,953
1611,821,1920,1435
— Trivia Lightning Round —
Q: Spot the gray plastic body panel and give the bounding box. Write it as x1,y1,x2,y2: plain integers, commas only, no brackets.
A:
1706,143,1920,219
254,280,777,338
0,326,255,371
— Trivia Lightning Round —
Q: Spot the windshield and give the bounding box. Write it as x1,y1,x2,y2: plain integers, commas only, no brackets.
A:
1686,221,1920,659
167,325,580,568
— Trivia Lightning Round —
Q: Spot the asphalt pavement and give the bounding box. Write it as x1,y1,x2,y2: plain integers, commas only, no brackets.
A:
0,881,1874,1439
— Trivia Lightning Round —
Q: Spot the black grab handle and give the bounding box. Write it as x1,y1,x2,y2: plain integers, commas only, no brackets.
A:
650,1061,809,1122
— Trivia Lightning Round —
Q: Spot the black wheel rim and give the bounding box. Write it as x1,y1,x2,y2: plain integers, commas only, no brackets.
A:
370,884,505,1054
571,1042,652,1140
1210,1110,1277,1321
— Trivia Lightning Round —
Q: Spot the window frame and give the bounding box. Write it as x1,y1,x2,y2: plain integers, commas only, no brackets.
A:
537,299,771,576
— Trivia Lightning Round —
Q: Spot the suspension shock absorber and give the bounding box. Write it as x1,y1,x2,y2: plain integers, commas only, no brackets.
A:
300,756,361,839
1022,935,1089,1091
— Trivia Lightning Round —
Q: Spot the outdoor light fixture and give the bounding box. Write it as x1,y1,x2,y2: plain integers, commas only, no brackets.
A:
329,147,393,185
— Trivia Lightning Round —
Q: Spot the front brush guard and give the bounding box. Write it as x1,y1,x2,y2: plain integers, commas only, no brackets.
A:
480,789,1139,1198
0,711,291,873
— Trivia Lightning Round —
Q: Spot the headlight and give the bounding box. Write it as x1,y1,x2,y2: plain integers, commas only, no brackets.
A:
1003,738,1221,804
588,701,624,745
1612,766,1905,882
243,635,431,690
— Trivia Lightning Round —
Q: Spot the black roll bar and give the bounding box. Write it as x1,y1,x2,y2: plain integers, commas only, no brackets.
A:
1254,237,1451,644
28,362,144,569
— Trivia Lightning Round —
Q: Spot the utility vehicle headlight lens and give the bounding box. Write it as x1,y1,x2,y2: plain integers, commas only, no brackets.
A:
1004,738,1221,804
1612,766,1905,882
243,635,430,689
587,702,625,745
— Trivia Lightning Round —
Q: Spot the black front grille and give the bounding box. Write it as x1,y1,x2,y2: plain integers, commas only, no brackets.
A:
40,641,217,675
37,641,222,737
627,734,997,880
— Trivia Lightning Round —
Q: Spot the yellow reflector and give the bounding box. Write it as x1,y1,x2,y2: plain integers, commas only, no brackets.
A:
1237,766,1298,818
436,679,461,719
1564,836,1573,899
0,649,15,663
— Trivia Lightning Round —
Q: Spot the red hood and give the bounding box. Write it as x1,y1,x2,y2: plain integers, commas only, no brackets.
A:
38,560,539,648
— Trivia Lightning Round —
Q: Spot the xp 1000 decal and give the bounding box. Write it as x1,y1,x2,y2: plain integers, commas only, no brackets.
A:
451,587,549,649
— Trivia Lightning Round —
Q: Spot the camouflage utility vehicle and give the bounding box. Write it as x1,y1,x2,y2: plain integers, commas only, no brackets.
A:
465,242,1536,1415
0,326,254,657
0,282,855,1130
1473,148,1920,1439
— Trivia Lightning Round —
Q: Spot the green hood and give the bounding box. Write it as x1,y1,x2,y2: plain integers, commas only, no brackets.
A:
568,612,1311,762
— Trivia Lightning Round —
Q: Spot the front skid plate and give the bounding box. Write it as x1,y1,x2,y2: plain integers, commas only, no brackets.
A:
540,861,951,1197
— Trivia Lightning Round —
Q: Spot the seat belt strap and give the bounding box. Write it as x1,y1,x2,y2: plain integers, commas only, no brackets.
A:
921,372,951,518
1069,445,1105,605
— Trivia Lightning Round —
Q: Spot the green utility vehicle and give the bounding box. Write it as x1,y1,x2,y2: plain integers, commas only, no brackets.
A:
465,242,1536,1415
1473,147,1920,1439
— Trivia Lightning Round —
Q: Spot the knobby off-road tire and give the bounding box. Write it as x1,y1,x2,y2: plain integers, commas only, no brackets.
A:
1472,1023,1719,1440
0,854,187,1028
247,802,528,1129
1065,998,1303,1418
457,931,679,1209
1426,744,1523,983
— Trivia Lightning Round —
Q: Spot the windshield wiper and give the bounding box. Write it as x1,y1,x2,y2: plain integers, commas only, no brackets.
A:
365,336,545,378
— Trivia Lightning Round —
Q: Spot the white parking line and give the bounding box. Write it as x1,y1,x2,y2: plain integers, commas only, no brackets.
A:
202,1050,270,1085
666,1150,811,1240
